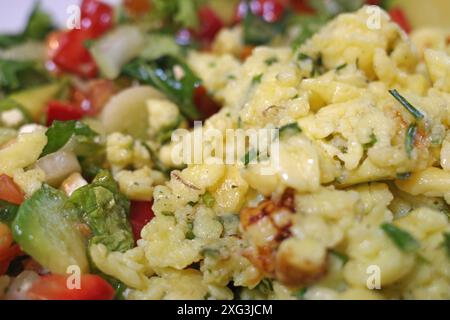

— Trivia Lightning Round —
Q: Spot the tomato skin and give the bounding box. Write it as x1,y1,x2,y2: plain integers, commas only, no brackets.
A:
236,0,286,23
130,201,155,242
196,6,224,43
0,244,22,275
45,101,85,126
194,85,221,119
27,274,115,300
389,7,412,33
80,0,114,38
289,0,315,14
0,174,25,205
50,0,113,78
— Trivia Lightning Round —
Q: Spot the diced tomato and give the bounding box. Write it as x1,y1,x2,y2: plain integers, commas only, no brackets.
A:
0,244,22,275
27,274,115,300
366,0,381,5
45,101,85,126
49,0,113,78
0,174,24,205
124,0,151,16
0,222,22,275
389,7,412,33
51,30,98,78
71,79,117,116
194,85,221,119
130,201,155,242
195,6,224,43
80,0,114,38
289,0,315,14
236,0,286,23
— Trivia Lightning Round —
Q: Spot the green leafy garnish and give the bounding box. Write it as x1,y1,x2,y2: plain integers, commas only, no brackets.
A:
381,223,420,253
389,89,424,120
40,120,98,158
279,122,302,139
243,9,286,45
405,123,417,158
290,15,328,49
443,232,450,259
67,170,134,253
0,59,50,93
123,56,202,120
151,0,200,29
308,0,365,17
201,191,216,208
0,4,53,49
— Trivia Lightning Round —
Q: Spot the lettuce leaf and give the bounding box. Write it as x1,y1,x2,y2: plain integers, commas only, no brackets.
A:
67,170,134,253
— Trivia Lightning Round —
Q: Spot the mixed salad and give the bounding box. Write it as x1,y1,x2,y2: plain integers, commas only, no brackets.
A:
0,0,431,300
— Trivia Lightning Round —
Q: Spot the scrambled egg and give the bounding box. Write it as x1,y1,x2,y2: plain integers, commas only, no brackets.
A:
90,7,450,300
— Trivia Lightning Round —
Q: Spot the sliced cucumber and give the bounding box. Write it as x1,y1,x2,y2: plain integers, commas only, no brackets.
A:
9,83,62,120
12,185,89,274
100,86,165,140
90,25,144,80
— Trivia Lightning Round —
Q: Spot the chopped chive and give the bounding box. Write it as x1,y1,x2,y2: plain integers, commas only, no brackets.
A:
443,232,450,259
297,53,312,61
201,191,216,208
265,57,279,66
251,73,263,85
405,123,417,158
335,63,347,72
363,133,377,150
396,172,411,180
330,250,349,264
279,122,302,139
243,148,258,166
389,89,424,120
185,221,195,240
295,287,308,299
381,223,420,253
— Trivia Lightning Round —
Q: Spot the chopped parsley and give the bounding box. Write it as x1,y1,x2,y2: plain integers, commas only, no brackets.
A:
265,57,279,66
336,63,347,72
251,73,263,85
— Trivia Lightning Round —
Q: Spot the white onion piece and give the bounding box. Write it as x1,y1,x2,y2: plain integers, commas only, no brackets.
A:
5,271,39,300
36,151,81,187
100,86,165,140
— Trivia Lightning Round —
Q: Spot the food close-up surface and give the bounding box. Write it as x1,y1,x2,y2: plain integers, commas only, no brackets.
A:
0,0,449,301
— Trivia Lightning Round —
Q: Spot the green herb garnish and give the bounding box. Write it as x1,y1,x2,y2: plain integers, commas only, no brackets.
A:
279,122,302,139
389,89,424,120
363,133,377,150
381,223,420,253
405,123,417,158
251,73,263,85
265,57,279,66
443,232,450,259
